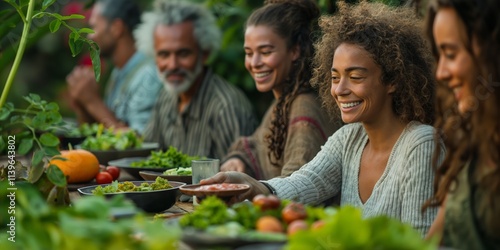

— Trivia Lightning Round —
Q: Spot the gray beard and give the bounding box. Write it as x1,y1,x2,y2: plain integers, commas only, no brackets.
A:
157,58,203,95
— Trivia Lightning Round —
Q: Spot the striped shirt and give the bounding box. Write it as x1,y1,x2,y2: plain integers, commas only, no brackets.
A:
267,122,445,236
143,69,258,159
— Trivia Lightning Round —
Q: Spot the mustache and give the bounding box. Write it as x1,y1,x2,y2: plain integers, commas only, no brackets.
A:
157,68,190,78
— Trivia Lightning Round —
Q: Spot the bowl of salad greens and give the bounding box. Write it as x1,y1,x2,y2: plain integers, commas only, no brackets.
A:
77,177,185,213
77,127,159,165
108,146,201,179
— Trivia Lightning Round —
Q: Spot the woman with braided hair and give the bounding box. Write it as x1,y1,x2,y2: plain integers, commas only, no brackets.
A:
220,0,338,179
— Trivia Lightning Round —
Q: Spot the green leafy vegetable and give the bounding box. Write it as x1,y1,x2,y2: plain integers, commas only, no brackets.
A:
179,196,231,230
80,126,143,151
131,146,201,169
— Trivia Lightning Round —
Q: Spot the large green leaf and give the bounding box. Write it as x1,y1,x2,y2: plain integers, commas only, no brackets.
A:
40,132,59,147
31,149,45,167
46,164,67,187
18,138,34,155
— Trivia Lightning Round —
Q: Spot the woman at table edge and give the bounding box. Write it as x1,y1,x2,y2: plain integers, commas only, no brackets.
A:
201,1,444,236
423,0,500,248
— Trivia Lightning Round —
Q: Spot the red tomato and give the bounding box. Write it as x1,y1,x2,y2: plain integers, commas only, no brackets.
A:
282,202,307,224
287,219,309,236
105,166,120,180
253,194,281,211
96,172,113,184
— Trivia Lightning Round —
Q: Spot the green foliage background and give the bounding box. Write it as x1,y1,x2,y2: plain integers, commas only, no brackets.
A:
0,0,408,120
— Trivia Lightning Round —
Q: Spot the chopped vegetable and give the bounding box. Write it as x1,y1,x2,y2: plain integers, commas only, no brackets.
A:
163,167,192,176
92,177,172,195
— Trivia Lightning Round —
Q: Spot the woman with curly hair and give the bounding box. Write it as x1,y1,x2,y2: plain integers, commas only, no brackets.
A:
220,0,337,179
423,0,500,248
203,1,444,235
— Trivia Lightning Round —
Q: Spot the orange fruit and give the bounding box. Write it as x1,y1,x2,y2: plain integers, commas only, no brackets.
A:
49,149,100,183
256,216,283,233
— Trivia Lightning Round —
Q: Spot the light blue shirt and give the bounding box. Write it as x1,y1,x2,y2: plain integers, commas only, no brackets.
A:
104,52,162,133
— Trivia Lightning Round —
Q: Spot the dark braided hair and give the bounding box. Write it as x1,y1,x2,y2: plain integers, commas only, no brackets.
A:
246,0,320,166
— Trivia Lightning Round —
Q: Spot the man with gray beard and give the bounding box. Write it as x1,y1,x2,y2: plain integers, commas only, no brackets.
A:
136,0,258,159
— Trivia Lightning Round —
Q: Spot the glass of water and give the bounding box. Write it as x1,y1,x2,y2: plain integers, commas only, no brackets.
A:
191,158,220,205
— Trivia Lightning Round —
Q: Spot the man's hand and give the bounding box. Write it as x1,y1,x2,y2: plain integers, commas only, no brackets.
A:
66,66,101,104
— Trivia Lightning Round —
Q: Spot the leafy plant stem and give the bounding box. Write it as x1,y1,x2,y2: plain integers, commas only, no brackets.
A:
0,0,36,109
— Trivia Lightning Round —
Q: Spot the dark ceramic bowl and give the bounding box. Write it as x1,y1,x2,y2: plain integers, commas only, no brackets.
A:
77,180,186,213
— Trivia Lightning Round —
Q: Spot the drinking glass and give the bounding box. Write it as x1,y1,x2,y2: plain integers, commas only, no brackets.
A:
191,158,220,205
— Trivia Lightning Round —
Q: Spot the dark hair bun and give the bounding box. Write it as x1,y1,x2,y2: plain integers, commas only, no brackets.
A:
264,0,320,21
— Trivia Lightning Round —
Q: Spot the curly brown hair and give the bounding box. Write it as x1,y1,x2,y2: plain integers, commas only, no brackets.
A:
423,0,500,209
311,1,436,125
246,0,320,166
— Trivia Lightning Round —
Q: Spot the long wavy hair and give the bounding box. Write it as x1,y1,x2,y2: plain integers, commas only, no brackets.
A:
311,1,435,125
423,0,500,208
246,0,320,166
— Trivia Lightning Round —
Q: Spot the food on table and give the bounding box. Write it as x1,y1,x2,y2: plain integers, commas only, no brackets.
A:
163,167,192,176
49,149,100,183
105,166,120,180
80,124,143,151
252,194,280,211
179,195,437,249
95,172,113,184
92,177,172,195
130,146,200,169
286,220,308,236
256,216,283,233
281,202,307,224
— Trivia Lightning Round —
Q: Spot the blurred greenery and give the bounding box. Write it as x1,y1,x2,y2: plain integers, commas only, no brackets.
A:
0,0,410,121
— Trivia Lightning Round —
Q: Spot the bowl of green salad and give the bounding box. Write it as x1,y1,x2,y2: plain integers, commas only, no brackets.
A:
77,177,185,213
77,127,159,165
109,146,201,180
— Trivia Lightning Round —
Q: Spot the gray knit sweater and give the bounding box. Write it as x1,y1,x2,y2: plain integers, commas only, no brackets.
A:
267,121,444,235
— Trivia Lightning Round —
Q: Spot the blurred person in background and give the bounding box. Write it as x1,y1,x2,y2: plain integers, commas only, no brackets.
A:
423,0,500,248
135,0,258,159
66,0,162,133
219,0,338,179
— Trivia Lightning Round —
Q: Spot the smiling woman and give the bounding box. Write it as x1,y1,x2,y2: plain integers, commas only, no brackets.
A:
220,0,339,180
201,1,444,237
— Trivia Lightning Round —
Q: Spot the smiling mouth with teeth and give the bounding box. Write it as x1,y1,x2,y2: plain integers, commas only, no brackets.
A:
254,72,271,78
340,101,362,108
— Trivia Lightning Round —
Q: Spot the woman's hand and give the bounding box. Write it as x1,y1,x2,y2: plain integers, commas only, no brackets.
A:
220,158,246,172
199,171,270,204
